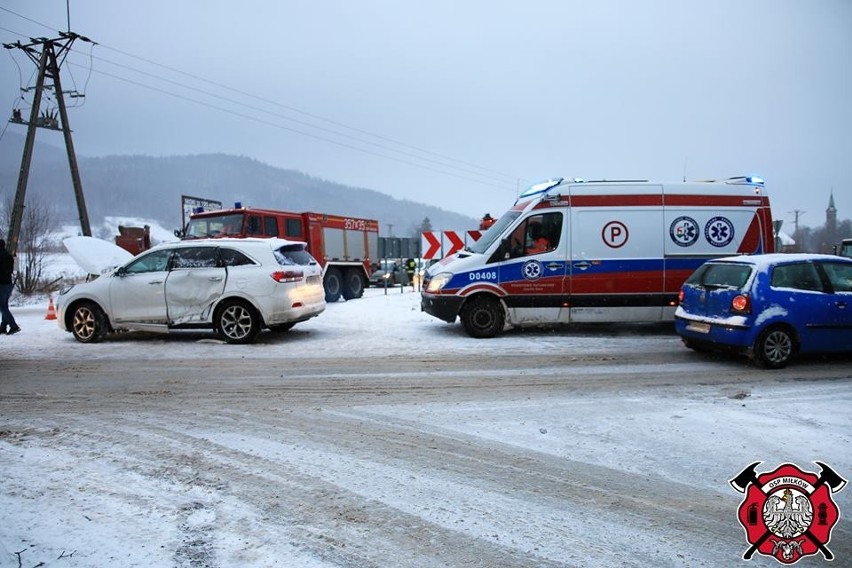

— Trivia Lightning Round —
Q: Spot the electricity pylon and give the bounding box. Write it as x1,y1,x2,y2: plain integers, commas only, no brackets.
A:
3,31,94,256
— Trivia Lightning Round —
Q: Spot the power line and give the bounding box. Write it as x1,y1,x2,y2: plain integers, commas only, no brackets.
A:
96,42,523,185
0,6,48,30
0,7,526,192
70,53,517,188
69,62,520,191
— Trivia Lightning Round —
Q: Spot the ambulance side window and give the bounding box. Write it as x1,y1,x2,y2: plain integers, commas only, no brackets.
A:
507,212,562,259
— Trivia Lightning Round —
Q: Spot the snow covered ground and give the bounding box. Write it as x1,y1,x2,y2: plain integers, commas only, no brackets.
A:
2,247,851,567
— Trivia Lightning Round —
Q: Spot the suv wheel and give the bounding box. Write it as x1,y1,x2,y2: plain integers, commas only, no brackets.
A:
71,301,108,343
753,326,795,369
216,300,260,344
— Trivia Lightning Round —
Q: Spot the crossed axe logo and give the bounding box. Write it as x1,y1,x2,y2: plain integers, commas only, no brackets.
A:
730,461,846,562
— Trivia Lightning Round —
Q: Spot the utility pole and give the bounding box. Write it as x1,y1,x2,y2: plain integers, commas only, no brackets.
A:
3,31,95,257
789,209,805,252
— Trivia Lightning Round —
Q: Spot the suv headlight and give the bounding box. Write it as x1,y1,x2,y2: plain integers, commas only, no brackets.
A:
426,272,452,292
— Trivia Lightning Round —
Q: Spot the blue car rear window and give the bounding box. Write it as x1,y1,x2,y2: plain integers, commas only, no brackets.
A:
686,263,752,288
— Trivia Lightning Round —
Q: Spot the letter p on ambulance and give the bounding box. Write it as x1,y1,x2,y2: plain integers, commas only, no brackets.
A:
602,220,629,249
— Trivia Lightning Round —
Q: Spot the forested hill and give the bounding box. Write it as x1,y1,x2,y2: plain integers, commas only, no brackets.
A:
0,133,476,236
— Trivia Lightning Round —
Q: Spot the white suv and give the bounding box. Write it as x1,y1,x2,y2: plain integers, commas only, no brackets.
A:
57,238,326,344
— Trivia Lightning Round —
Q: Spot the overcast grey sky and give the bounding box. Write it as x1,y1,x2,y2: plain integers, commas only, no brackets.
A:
1,1,850,228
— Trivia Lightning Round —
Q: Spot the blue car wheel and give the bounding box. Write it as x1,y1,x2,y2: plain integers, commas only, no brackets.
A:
753,326,795,369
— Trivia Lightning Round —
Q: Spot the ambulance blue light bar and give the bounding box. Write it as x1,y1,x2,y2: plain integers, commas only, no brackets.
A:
518,178,564,200
727,175,765,186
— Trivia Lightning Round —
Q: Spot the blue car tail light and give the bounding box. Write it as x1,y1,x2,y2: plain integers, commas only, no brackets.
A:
730,294,751,314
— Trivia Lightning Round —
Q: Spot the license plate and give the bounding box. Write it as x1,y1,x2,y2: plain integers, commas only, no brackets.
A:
686,321,711,334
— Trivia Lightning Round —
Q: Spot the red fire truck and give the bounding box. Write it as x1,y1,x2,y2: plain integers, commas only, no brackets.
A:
182,205,379,302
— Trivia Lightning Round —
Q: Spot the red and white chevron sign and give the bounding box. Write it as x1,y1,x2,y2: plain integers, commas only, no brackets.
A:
421,230,483,260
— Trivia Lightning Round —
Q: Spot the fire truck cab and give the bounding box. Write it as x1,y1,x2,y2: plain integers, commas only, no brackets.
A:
183,205,379,302
422,176,775,337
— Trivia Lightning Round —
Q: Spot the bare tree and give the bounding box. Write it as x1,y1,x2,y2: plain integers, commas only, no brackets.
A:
2,192,57,295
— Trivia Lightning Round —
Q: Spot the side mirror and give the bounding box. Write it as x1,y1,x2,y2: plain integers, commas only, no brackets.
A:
487,239,511,264
500,238,512,259
174,228,185,238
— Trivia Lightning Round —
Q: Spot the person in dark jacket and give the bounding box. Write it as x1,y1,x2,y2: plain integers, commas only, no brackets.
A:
0,238,20,335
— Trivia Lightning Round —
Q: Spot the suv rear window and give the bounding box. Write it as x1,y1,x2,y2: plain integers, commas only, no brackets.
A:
274,244,314,266
686,262,752,288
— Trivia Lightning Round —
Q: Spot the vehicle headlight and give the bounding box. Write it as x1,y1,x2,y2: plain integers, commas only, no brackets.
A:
426,272,452,292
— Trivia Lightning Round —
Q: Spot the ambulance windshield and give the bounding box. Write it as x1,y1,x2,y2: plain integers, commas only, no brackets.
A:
467,211,521,254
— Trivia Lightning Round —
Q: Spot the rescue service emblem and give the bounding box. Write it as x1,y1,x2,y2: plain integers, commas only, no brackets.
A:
730,461,846,564
705,216,735,247
669,216,699,247
522,260,543,280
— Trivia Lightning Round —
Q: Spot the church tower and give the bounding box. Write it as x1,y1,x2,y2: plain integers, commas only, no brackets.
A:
826,191,837,252
826,191,837,233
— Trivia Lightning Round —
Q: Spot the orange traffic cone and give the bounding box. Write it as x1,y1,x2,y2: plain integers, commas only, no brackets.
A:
45,295,57,320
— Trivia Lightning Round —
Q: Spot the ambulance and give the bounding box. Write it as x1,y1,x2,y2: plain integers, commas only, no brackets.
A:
421,176,774,337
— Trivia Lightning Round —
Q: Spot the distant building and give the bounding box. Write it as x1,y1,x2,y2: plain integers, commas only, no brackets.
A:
826,190,837,243
777,231,796,252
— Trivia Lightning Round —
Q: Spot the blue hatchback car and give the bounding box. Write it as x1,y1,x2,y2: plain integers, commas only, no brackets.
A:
674,254,852,368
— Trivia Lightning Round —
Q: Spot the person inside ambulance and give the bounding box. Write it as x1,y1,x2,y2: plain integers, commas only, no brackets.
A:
507,213,562,258
527,221,550,254
527,214,562,254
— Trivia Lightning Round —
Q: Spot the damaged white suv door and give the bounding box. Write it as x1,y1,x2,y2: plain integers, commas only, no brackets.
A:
165,245,227,324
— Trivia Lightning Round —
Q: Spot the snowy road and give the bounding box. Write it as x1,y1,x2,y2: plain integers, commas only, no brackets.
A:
2,288,851,567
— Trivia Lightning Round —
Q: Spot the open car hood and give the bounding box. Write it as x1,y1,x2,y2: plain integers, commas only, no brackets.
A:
63,236,134,275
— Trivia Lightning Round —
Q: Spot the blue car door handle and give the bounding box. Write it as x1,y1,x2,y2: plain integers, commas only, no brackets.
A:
837,301,847,309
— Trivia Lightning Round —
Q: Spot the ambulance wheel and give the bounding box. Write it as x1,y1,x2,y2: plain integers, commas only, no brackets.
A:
324,268,342,302
753,325,796,369
342,269,365,300
460,296,504,338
